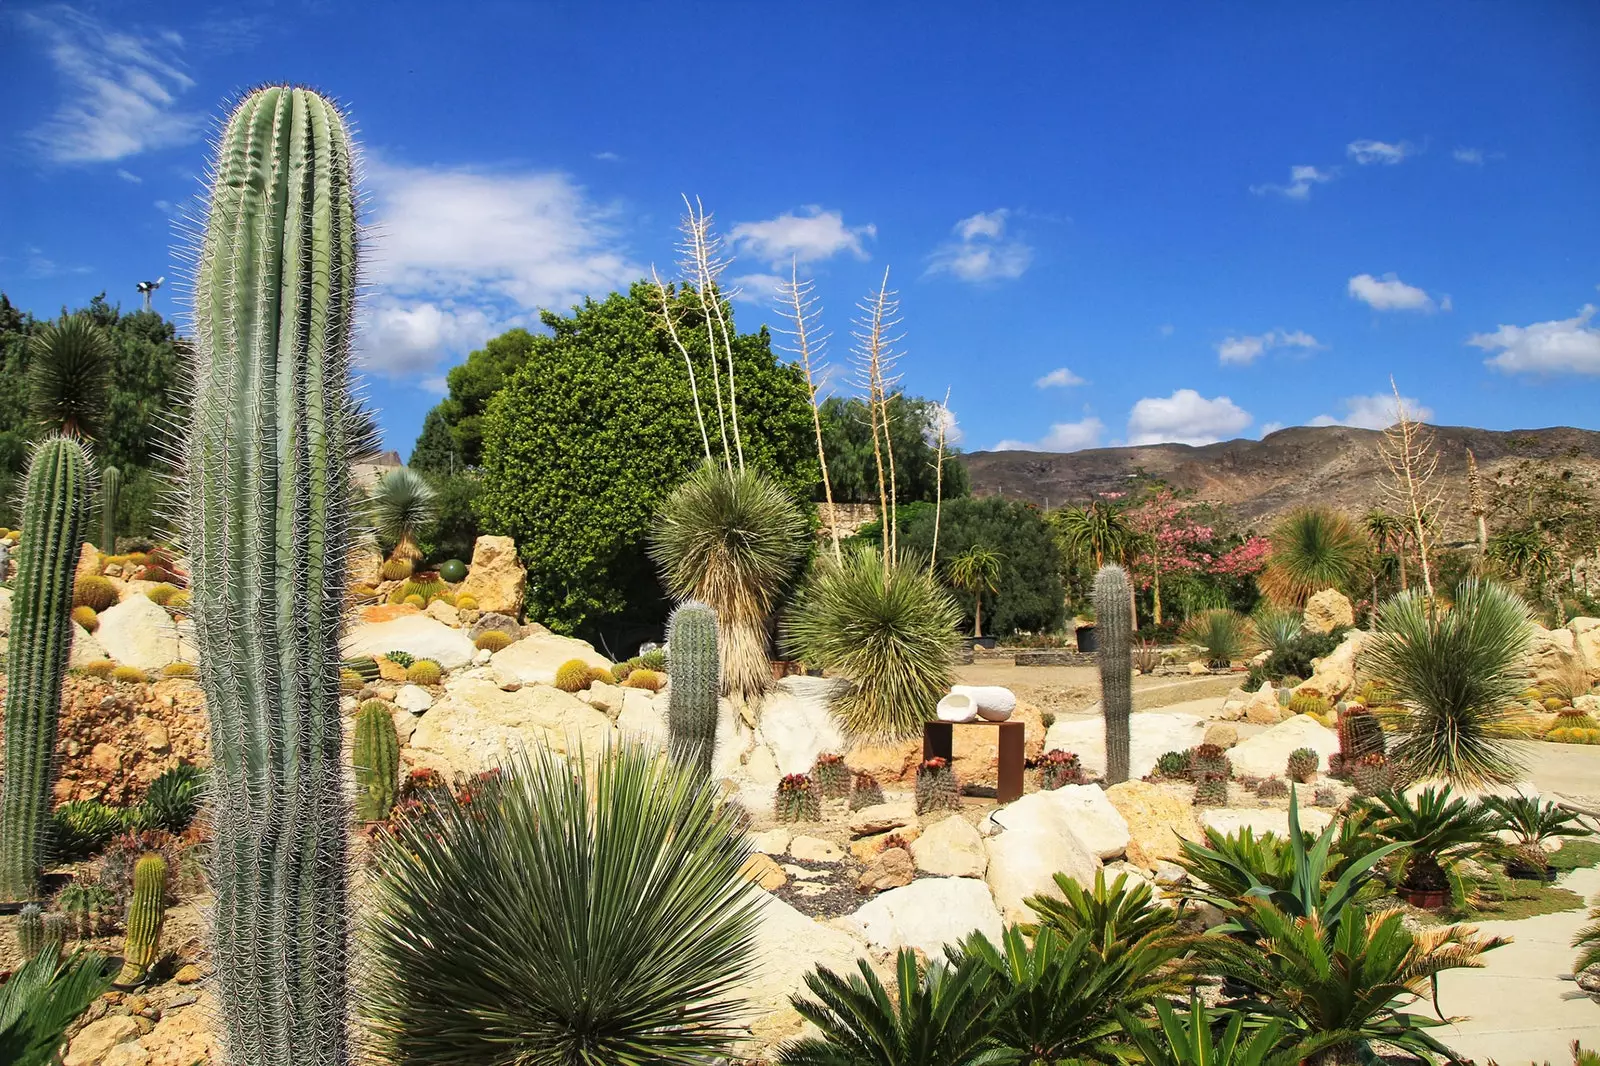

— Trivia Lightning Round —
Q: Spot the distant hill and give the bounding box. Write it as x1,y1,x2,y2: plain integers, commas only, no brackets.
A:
961,424,1600,532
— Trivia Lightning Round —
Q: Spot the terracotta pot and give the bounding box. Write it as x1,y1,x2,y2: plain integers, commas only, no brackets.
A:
1400,887,1449,910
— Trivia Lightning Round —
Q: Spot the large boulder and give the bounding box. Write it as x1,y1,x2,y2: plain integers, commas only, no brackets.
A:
1302,588,1354,634
490,630,612,686
343,611,476,670
844,738,921,783
455,535,526,617
756,676,849,774
844,877,1003,962
1226,714,1340,779
616,690,667,748
1294,629,1365,703
910,814,987,878
732,892,867,1038
1201,806,1333,838
405,674,617,777
1044,712,1208,780
350,543,383,589
1525,624,1587,694
1570,618,1600,684
94,593,195,671
69,622,107,668
1104,780,1203,867
984,791,1103,922
989,784,1129,860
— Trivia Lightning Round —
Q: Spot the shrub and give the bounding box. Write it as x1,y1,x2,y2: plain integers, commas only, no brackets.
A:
0,948,115,1061
1025,867,1180,963
406,660,442,686
51,801,125,861
145,583,180,606
622,668,665,692
1365,785,1503,894
161,662,197,678
554,658,593,692
1486,794,1592,878
775,774,821,823
80,659,117,679
111,665,147,684
71,605,98,631
1259,506,1365,606
1178,609,1253,668
141,763,206,833
473,630,512,653
73,574,119,611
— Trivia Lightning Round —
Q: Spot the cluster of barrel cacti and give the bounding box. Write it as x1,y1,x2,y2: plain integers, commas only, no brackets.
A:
355,701,401,822
775,773,821,822
812,753,849,798
1039,749,1085,790
848,772,884,810
1093,565,1133,784
667,601,719,779
914,757,960,814
116,853,168,986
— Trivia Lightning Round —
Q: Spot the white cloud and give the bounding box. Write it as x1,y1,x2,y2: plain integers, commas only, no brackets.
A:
1216,328,1321,366
995,417,1106,453
1035,367,1085,389
361,302,500,377
1346,139,1414,165
1158,324,1175,337
1250,165,1335,201
1126,390,1252,446
1309,392,1433,430
923,403,964,447
593,151,622,162
1347,273,1440,312
730,206,874,267
926,209,1033,282
419,375,450,396
115,168,141,183
1258,421,1286,437
1470,304,1600,376
729,272,787,305
22,7,202,164
1453,147,1484,165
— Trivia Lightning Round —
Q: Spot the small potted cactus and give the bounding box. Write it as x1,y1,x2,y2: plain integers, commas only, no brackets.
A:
1285,747,1320,783
1038,749,1085,790
847,772,884,811
813,753,849,799
775,774,822,823
915,757,960,814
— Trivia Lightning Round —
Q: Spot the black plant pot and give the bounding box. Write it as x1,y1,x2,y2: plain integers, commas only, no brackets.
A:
963,636,998,650
1076,625,1098,654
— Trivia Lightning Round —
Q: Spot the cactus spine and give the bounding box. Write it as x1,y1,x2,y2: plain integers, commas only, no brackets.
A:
353,701,399,822
117,853,168,986
183,86,360,1065
1094,564,1133,785
100,464,121,552
0,436,93,902
666,601,720,779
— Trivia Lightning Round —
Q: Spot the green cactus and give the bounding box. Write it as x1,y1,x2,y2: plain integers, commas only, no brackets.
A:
354,701,400,822
116,853,168,987
1188,742,1232,781
847,772,884,810
812,753,849,798
1,435,94,902
1286,747,1320,783
915,757,961,814
1193,771,1229,807
1288,693,1331,719
1094,564,1133,784
100,464,121,552
666,601,720,780
1156,750,1192,779
1337,706,1386,765
182,85,362,1063
774,774,821,822
1256,777,1289,800
16,903,66,962
341,657,380,683
1351,753,1395,796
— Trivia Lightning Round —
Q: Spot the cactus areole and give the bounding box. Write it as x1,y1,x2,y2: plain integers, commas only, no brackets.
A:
183,86,360,1065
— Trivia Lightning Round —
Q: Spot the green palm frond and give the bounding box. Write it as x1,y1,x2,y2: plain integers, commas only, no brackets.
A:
369,466,438,562
27,315,113,439
1363,785,1504,892
0,949,114,1066
1365,578,1534,787
1573,897,1600,976
1024,867,1181,964
1115,994,1323,1066
1260,507,1366,607
1484,794,1592,848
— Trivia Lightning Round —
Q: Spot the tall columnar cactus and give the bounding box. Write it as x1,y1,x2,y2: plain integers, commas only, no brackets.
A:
117,853,168,986
183,86,362,1066
100,464,121,552
666,601,720,779
0,435,93,902
1094,564,1133,785
353,701,399,822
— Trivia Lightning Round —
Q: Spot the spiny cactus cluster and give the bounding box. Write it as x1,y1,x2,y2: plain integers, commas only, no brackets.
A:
1351,753,1395,796
667,602,719,780
915,757,960,814
1193,772,1229,807
848,772,884,810
116,853,168,987
1337,706,1386,765
1286,747,1320,783
1188,743,1231,781
57,879,115,938
1155,750,1192,779
16,902,67,962
1094,565,1133,784
813,753,849,798
1256,777,1289,800
381,558,414,582
775,773,821,823
384,650,415,669
354,701,400,823
1039,749,1085,790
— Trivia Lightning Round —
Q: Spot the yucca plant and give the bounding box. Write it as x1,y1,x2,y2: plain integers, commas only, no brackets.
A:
370,466,437,565
1251,605,1305,660
0,948,114,1066
27,315,113,439
1485,794,1592,878
1259,507,1366,607
364,743,761,1065
1362,785,1506,897
651,462,807,701
1179,609,1253,669
1365,579,1534,787
782,545,962,741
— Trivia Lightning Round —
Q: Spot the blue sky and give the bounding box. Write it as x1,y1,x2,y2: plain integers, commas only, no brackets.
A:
3,2,1598,456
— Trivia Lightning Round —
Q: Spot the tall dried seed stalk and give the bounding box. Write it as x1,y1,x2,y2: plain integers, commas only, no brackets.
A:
775,260,841,562
1378,379,1443,599
1467,447,1488,556
853,268,904,569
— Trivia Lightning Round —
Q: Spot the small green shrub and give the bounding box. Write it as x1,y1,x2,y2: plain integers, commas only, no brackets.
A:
639,649,667,672
1155,750,1191,779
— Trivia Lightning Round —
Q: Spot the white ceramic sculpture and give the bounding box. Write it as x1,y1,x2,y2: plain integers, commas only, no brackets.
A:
936,691,979,723
951,684,1017,722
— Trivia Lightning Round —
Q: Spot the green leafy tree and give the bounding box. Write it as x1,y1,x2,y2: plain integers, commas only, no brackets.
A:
415,470,482,565
411,328,538,473
945,544,1003,638
900,496,1064,636
408,407,463,475
477,284,817,636
818,394,968,503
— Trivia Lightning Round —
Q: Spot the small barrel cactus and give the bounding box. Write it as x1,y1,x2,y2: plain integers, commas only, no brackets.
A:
116,853,168,986
813,753,849,799
72,605,99,632
1313,785,1340,807
474,630,513,653
1156,750,1192,779
1337,706,1386,764
381,557,415,582
1286,747,1320,783
16,903,59,960
353,701,400,823
622,668,665,692
406,659,442,686
73,573,119,612
554,658,593,693
112,665,147,685
848,772,884,811
1188,743,1232,781
1288,694,1331,719
585,667,616,687
915,757,960,814
1351,753,1395,796
775,773,821,823
1193,771,1229,808
1257,777,1289,800
342,657,381,683
1039,749,1085,790
454,593,479,611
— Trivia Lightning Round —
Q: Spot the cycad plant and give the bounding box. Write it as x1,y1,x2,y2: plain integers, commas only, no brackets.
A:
0,949,114,1066
371,466,437,565
1362,786,1505,896
651,462,807,701
1023,868,1180,965
27,315,113,439
1259,507,1366,607
782,545,963,741
1115,995,1316,1066
364,743,761,1065
1364,578,1534,786
945,544,1003,639
1485,794,1592,878
1575,895,1600,984
1179,609,1253,669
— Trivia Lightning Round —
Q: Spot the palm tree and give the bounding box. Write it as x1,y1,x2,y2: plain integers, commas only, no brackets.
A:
1259,506,1366,607
1363,507,1407,601
651,462,807,700
1364,578,1534,787
27,315,113,439
0,949,114,1065
945,544,1003,638
369,466,438,565
1053,498,1132,570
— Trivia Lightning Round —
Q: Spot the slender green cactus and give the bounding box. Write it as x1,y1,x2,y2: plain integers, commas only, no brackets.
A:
0,435,93,902
116,853,168,986
183,86,362,1065
1094,564,1133,785
100,464,120,552
353,701,399,822
666,601,720,779
15,904,67,963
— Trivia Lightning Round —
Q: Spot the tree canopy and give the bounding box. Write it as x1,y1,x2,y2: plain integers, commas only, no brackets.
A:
410,328,539,473
818,394,969,504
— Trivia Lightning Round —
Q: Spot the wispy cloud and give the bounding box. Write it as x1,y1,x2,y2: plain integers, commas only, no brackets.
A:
729,272,788,306
115,168,141,183
1250,165,1335,201
22,6,203,164
1216,328,1321,366
1310,392,1433,430
1453,147,1484,165
1035,367,1085,389
1346,139,1414,165
1347,273,1445,312
1127,389,1252,446
593,151,622,163
730,206,874,267
995,417,1105,453
1471,303,1600,376
926,209,1033,282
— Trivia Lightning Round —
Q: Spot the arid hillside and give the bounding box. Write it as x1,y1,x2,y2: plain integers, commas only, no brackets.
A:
962,424,1600,532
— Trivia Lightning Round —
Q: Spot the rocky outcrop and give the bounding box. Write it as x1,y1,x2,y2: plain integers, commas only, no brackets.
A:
1201,806,1333,838
733,893,866,1039
1226,714,1340,779
455,535,526,617
755,676,849,774
1294,629,1365,702
1104,780,1202,868
1525,624,1587,694
33,675,209,805
404,674,617,778
983,790,1104,922
95,594,194,672
844,877,1003,962
342,610,477,670
857,847,915,892
910,814,987,878
1302,588,1354,634
489,630,612,687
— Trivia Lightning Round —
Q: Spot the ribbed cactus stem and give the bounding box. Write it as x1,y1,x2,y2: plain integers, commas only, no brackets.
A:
184,86,360,1066
1094,564,1133,785
16,903,46,959
0,435,93,902
666,601,720,779
353,702,399,822
117,853,168,986
100,464,121,552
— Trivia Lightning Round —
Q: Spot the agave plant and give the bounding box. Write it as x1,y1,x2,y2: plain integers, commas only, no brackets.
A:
1179,609,1254,669
27,315,113,440
782,545,963,741
1363,785,1508,896
651,462,807,701
1259,507,1366,608
1485,794,1592,877
370,466,438,564
1114,994,1320,1066
1251,605,1304,661
0,948,114,1066
1023,868,1180,964
363,743,761,1065
1364,579,1534,787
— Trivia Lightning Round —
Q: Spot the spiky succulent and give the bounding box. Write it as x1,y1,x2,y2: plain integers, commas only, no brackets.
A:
554,659,593,693
474,631,513,653
813,753,849,799
1193,772,1228,808
1156,750,1192,779
1256,777,1289,800
1039,749,1085,790
371,466,437,565
28,314,113,439
73,574,118,611
915,757,960,814
848,772,884,811
775,773,822,823
1286,747,1320,783
406,660,443,686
